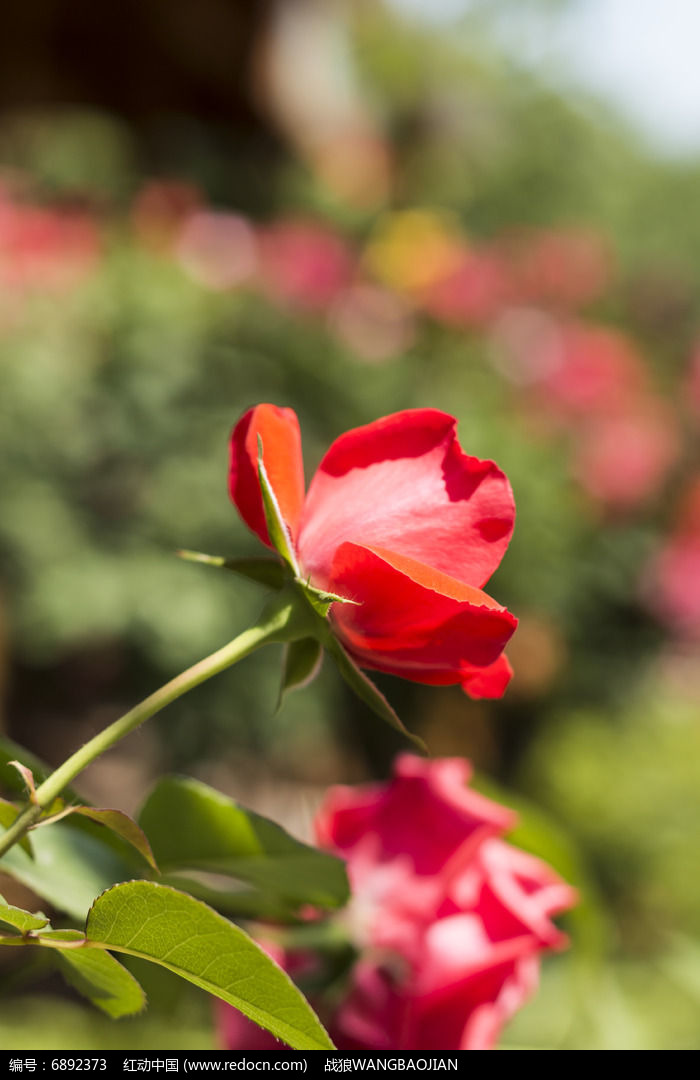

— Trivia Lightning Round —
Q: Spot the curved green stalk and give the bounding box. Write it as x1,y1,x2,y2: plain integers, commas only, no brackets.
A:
0,592,304,861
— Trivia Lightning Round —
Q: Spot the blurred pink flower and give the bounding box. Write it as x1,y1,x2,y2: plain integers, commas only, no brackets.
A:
645,478,700,638
513,228,610,311
648,537,700,639
257,219,353,310
218,755,575,1052
685,341,700,418
493,311,678,510
329,283,415,362
319,756,575,1052
490,307,563,386
0,189,99,293
573,404,679,509
176,210,257,290
421,248,511,329
130,180,202,251
531,322,647,421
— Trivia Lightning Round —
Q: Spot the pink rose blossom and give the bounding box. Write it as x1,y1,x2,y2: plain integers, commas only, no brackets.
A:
218,755,576,1052
176,211,257,290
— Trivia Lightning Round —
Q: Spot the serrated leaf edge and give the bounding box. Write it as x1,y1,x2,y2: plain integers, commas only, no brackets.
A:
85,880,335,1051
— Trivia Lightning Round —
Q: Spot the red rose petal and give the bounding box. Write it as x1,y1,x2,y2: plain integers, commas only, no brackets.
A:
228,404,305,548
327,542,517,683
461,654,514,699
298,409,514,590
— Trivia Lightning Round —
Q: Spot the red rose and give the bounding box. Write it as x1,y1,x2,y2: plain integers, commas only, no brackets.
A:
217,755,576,1052
229,405,517,698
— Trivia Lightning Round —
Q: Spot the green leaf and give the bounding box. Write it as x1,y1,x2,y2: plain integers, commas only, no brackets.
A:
86,881,335,1050
52,936,147,1019
278,637,323,708
0,923,145,1018
324,634,426,752
257,437,301,576
177,550,286,590
139,776,348,910
0,799,33,855
40,807,158,872
160,874,297,922
0,893,49,934
0,821,138,922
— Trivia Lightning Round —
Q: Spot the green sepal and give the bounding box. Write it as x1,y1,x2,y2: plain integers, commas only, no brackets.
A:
177,550,285,589
295,578,360,618
323,633,426,752
257,436,301,576
278,637,323,710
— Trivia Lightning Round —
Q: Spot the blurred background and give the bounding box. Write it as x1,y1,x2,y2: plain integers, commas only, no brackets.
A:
1,0,700,1051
